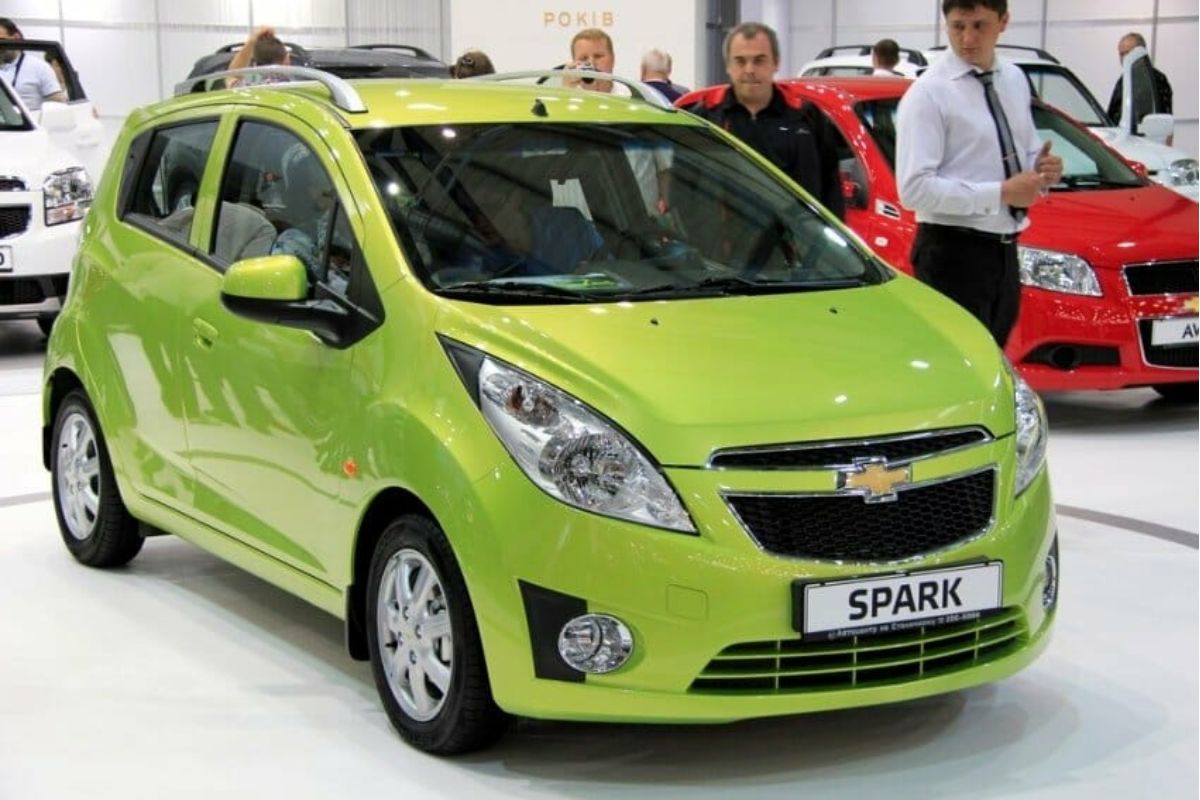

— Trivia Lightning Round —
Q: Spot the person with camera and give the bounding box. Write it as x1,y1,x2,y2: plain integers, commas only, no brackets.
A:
564,28,614,93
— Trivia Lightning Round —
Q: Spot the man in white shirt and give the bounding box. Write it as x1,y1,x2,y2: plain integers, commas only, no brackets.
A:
0,18,67,111
896,0,1062,347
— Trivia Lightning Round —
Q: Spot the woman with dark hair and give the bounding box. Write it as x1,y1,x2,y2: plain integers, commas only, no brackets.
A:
451,50,494,79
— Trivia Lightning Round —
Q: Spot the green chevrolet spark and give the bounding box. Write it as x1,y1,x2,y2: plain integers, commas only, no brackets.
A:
42,68,1057,754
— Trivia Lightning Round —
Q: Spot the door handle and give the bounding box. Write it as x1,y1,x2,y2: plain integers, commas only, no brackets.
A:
192,318,219,348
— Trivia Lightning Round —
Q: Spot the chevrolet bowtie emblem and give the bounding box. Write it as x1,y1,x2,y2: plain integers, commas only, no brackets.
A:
1184,296,1200,313
839,461,911,503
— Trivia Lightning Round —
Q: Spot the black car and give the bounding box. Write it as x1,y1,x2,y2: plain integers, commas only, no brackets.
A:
186,42,450,80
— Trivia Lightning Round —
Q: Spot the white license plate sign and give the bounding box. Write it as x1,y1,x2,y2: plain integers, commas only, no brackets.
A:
798,562,1003,641
1151,317,1199,347
0,245,11,273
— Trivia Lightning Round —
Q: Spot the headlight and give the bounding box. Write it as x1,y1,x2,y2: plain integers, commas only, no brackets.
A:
1164,158,1199,187
445,341,695,533
43,167,93,226
1018,246,1101,296
1009,365,1047,496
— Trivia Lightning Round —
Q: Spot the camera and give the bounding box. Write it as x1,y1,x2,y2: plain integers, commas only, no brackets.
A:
578,60,596,84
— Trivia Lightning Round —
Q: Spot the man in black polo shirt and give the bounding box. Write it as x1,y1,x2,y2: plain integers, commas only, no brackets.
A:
681,22,844,220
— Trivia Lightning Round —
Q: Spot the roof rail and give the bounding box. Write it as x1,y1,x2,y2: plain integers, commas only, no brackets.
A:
350,43,437,60
927,44,1059,63
470,70,676,111
814,44,928,66
173,66,367,113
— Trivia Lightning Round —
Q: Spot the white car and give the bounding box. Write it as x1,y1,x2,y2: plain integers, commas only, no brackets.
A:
0,67,94,335
799,44,1198,199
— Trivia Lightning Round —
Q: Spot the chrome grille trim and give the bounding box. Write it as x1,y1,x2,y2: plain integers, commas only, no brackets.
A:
707,426,993,471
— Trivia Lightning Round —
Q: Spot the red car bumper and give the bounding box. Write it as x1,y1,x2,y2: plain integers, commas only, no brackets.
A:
1008,287,1197,392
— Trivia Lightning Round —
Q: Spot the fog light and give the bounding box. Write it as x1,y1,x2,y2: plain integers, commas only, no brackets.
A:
1043,538,1059,609
557,614,633,674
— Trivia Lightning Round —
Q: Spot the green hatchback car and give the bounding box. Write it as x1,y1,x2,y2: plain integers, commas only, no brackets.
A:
42,68,1058,754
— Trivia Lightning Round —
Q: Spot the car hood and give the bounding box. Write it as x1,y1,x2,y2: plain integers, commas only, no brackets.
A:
0,127,81,184
1023,184,1199,267
435,277,1014,466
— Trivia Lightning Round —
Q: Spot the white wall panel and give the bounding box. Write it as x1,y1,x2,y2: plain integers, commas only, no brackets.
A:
836,0,936,29
252,0,345,30
1158,0,1199,16
1154,19,1198,157
59,0,156,25
0,2,53,21
15,25,63,42
450,0,701,89
1000,21,1046,49
159,1,251,28
1174,122,1197,159
63,27,159,118
1046,0,1155,22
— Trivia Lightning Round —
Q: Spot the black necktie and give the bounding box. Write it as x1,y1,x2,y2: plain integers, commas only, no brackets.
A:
974,70,1024,223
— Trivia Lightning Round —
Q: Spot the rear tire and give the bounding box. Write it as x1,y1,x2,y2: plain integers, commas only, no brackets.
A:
1153,382,1197,403
50,390,143,567
366,515,508,754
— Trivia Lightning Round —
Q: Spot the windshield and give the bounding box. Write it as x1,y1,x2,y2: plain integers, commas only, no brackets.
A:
858,98,1142,191
0,77,31,131
1018,65,1111,127
354,122,888,304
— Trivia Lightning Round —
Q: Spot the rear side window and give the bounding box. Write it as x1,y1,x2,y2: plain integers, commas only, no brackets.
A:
123,120,219,245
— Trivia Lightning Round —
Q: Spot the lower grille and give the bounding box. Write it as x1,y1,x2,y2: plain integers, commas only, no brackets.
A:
1139,320,1199,368
1124,261,1198,296
0,277,47,306
0,206,31,238
690,608,1027,694
726,469,995,562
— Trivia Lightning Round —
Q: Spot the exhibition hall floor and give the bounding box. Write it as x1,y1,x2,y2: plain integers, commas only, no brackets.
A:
1,321,1195,799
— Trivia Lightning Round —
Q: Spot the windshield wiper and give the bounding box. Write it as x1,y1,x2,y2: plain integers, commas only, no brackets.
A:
609,276,865,299
436,279,599,302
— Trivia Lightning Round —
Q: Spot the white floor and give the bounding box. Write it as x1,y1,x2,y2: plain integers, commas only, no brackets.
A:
1,320,1196,800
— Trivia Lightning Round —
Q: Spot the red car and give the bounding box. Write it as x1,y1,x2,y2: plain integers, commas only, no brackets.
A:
678,78,1198,398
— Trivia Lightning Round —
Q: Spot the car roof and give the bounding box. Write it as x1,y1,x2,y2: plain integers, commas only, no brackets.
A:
781,76,914,103
163,77,694,130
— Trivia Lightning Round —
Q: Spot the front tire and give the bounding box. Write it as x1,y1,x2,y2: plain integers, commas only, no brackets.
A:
50,390,143,567
366,515,508,754
1153,382,1197,403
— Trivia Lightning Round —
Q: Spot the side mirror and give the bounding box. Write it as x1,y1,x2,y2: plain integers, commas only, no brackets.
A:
1139,113,1174,145
841,176,868,210
39,101,76,133
223,254,309,301
1127,160,1149,179
221,255,349,343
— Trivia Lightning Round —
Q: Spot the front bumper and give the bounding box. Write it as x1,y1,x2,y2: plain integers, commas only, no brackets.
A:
1010,286,1197,392
461,436,1057,723
0,194,78,320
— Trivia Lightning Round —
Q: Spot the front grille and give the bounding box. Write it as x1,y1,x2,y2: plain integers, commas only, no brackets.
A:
709,428,990,470
1124,261,1198,296
1138,320,1199,368
727,469,995,561
0,277,47,306
0,177,26,192
690,608,1027,694
0,206,31,238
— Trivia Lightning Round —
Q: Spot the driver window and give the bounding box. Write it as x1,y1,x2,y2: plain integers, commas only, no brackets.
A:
213,121,337,280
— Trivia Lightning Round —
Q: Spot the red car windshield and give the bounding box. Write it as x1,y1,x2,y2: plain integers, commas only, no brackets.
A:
857,98,1143,190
